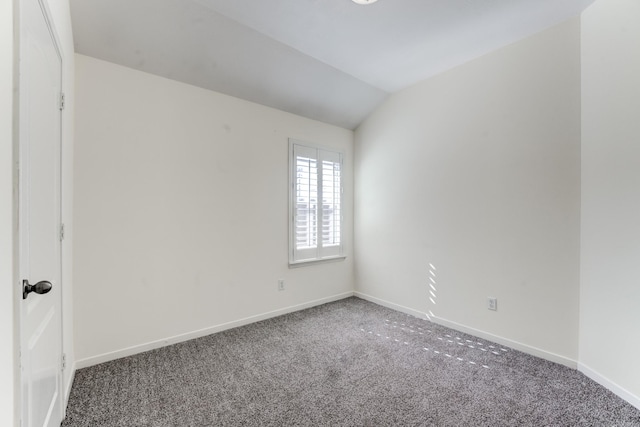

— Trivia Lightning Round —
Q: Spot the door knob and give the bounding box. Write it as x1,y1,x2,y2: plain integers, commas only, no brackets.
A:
23,280,52,300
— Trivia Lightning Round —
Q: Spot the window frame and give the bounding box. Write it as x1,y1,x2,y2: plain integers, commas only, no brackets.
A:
288,139,345,267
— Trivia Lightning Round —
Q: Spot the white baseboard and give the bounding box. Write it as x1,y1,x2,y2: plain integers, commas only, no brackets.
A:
429,315,577,368
578,363,640,411
354,291,577,368
76,292,354,370
354,292,429,320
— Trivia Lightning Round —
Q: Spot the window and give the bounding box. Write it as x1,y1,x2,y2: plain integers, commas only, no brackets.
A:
289,140,344,265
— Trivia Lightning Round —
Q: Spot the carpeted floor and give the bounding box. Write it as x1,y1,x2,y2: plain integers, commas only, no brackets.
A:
63,297,640,426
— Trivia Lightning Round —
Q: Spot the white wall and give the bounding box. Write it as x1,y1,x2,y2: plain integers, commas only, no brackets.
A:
73,54,354,364
580,0,640,408
355,18,581,365
1,1,17,425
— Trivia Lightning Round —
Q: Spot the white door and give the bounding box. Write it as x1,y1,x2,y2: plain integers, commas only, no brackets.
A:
19,0,64,426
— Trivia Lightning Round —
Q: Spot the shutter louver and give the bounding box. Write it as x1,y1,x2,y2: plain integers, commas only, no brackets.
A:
295,155,317,250
321,159,341,247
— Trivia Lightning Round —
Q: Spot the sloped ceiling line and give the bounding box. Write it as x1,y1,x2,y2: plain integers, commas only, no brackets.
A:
70,0,595,129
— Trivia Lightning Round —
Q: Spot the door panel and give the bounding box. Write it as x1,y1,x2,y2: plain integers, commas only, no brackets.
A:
19,0,63,426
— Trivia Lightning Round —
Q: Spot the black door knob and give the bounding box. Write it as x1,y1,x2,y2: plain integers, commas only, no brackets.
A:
23,280,53,300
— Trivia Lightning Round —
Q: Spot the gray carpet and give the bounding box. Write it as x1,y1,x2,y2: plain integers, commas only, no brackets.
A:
63,297,640,426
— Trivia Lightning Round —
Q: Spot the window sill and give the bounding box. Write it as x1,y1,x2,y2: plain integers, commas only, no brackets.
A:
288,256,346,269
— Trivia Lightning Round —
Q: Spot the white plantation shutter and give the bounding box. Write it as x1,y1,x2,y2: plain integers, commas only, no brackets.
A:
290,141,343,264
320,150,341,255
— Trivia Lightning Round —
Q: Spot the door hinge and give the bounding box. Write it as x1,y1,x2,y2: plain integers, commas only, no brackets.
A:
62,353,66,371
59,92,65,110
59,223,65,241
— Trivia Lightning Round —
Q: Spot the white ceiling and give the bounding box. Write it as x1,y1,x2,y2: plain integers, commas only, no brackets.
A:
70,0,595,130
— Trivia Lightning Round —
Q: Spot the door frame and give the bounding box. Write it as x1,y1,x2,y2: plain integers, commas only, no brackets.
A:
16,0,66,424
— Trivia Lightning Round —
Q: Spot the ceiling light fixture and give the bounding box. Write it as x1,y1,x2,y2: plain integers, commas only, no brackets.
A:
352,0,379,4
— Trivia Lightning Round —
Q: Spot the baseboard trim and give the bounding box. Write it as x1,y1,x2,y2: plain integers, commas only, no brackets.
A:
578,363,640,411
430,315,576,368
354,291,577,368
354,292,428,319
76,292,354,370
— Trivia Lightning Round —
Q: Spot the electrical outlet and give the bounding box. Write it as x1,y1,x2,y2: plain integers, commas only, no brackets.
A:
488,297,497,311
278,279,285,291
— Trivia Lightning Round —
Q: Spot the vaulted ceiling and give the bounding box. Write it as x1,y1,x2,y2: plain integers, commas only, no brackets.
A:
70,0,595,129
